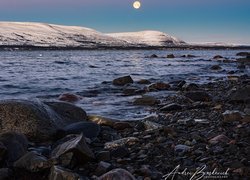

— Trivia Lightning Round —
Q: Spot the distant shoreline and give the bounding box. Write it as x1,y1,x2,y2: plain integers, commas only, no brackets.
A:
1,45,250,51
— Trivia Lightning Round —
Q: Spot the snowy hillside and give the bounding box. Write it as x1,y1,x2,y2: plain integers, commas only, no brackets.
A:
0,22,186,48
107,31,186,46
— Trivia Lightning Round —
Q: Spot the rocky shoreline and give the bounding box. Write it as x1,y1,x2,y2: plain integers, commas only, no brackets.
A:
0,52,249,180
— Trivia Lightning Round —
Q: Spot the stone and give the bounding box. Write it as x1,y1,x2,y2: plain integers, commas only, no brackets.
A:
237,57,250,64
159,103,182,112
111,147,129,158
213,55,223,59
184,91,211,102
0,132,28,164
105,137,139,149
99,168,136,180
182,83,199,91
137,79,151,84
229,86,250,103
58,93,83,103
0,100,87,141
148,82,170,91
0,168,13,180
112,76,134,86
96,151,111,161
95,161,112,176
167,54,175,58
209,134,231,144
56,121,101,139
237,64,246,69
223,110,243,122
113,122,132,130
143,120,163,130
0,142,7,161
149,54,158,58
133,96,160,106
236,52,250,56
49,166,80,180
175,145,191,153
51,134,95,165
14,152,53,172
88,115,118,127
210,65,222,70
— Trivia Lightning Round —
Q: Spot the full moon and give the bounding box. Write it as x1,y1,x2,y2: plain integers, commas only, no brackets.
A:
133,1,141,9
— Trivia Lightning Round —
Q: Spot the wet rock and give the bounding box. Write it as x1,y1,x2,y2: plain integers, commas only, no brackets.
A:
123,87,141,96
159,103,182,112
88,115,119,127
213,55,223,59
182,83,199,91
236,52,250,56
167,54,175,58
95,161,112,176
29,146,51,157
149,54,158,58
237,57,250,64
223,110,243,122
99,168,136,180
96,151,111,161
143,120,163,130
49,166,81,180
181,54,196,58
237,64,246,69
51,134,95,165
209,134,231,144
56,121,101,139
0,168,14,180
14,152,53,172
0,132,28,164
112,75,134,86
111,147,129,158
210,65,222,70
113,122,132,130
105,137,139,149
58,93,83,103
184,91,211,102
137,79,151,84
229,86,250,103
133,95,160,106
0,99,87,141
148,82,170,91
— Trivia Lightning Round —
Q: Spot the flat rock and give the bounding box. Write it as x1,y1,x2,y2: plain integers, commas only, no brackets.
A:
0,132,28,164
148,82,170,91
49,166,81,180
105,137,139,149
0,100,87,141
223,110,243,122
56,121,101,139
99,168,136,180
229,86,250,103
184,91,211,102
112,76,134,86
133,96,160,106
51,134,95,165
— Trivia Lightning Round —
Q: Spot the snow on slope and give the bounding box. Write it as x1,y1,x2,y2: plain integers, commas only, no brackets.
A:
107,31,186,46
0,22,185,48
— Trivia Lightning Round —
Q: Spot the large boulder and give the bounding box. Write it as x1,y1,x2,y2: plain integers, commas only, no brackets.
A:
0,99,87,141
112,76,134,86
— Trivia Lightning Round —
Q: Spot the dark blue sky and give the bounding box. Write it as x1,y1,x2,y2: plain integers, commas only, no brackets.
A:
1,0,250,44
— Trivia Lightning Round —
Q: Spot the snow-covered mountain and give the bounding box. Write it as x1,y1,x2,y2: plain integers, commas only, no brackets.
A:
0,22,186,49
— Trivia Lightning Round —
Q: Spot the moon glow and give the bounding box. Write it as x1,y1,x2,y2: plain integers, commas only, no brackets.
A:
133,1,141,9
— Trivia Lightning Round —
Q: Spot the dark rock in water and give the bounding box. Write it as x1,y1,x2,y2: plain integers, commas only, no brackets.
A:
210,65,222,70
99,168,136,180
0,132,28,164
167,54,175,58
181,54,196,58
123,87,145,96
137,79,151,84
45,101,87,122
0,100,87,141
182,83,199,91
110,147,129,158
49,166,81,180
95,161,112,176
149,54,158,58
236,52,250,56
148,82,170,91
0,168,13,180
237,64,246,69
51,134,95,165
237,57,250,64
213,55,223,59
112,75,134,86
133,95,160,106
159,103,182,112
184,91,211,102
113,122,132,130
56,121,101,139
229,86,250,103
88,115,119,127
14,152,53,172
58,93,83,103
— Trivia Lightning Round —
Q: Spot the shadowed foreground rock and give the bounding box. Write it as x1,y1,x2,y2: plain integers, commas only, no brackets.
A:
99,168,136,180
0,100,87,141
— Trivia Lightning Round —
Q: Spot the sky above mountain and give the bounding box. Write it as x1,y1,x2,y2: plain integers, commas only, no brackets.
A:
1,0,250,44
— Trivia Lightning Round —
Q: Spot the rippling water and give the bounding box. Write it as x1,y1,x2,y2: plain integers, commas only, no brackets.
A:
0,50,249,119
